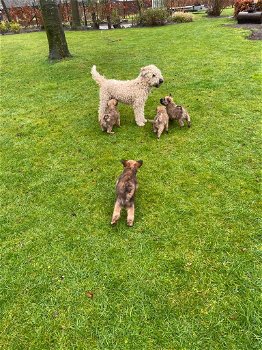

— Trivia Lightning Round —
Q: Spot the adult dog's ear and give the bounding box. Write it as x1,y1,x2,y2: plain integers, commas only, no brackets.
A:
137,160,143,168
121,159,128,167
140,67,148,77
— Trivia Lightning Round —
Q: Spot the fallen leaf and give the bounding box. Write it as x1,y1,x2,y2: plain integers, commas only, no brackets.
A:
86,291,94,299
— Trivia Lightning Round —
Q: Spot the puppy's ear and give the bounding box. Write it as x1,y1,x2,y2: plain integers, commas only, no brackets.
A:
137,160,143,168
121,159,128,167
114,100,118,106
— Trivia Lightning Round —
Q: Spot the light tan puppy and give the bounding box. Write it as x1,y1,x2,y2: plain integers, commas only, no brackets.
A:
151,106,169,139
100,99,120,134
160,95,191,127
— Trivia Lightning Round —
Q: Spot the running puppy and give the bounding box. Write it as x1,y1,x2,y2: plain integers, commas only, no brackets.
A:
160,95,191,127
151,105,169,139
100,99,120,134
111,160,143,227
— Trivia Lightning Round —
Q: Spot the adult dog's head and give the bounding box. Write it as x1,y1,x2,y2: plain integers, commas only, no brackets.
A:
140,65,164,88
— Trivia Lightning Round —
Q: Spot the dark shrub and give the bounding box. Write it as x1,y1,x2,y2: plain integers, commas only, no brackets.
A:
234,0,262,17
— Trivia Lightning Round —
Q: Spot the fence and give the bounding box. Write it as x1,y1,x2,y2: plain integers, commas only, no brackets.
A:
2,0,235,28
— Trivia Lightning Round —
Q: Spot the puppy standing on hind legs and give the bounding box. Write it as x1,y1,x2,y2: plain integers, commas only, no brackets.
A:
160,95,191,128
150,105,169,140
100,99,120,134
111,160,143,227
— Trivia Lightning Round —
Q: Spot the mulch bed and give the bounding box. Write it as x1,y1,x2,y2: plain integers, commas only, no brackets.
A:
224,22,262,40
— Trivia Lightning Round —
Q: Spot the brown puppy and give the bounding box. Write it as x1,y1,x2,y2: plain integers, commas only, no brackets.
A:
160,95,191,127
100,99,120,134
151,105,169,139
111,159,143,227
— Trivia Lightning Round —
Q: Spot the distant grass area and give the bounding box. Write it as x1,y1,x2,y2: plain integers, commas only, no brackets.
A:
1,13,261,350
221,6,235,16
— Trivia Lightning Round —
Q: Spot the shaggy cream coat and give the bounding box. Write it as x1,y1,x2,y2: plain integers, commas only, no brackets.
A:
91,65,164,126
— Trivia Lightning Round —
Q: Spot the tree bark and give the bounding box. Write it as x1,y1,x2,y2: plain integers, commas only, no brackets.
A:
70,0,81,29
107,15,112,29
1,0,12,22
136,0,144,17
40,0,71,60
91,12,99,29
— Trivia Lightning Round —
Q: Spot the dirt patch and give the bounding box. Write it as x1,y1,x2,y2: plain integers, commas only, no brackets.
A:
248,28,262,40
225,23,262,40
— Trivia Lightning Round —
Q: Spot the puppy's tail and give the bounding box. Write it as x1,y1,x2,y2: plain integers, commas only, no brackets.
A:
91,65,106,86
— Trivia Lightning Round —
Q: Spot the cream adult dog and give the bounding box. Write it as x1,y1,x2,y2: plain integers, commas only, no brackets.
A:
91,65,164,126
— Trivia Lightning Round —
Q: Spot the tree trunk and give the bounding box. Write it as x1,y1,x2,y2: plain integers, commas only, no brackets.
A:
1,0,12,22
40,0,71,60
91,12,99,29
107,15,112,29
70,0,81,29
136,0,144,17
82,0,87,26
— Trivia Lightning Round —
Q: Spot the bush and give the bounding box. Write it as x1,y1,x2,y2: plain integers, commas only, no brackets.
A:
0,21,9,34
171,12,193,23
206,0,228,16
138,8,169,26
0,21,21,34
234,0,262,17
10,21,21,33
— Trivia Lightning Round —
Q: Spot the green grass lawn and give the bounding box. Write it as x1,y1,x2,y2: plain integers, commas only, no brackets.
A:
1,12,261,350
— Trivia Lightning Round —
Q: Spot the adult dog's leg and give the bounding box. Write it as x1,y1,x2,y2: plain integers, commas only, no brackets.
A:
133,102,147,126
98,90,110,122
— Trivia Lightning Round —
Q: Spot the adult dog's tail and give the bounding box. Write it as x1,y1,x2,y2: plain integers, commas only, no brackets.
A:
91,65,105,86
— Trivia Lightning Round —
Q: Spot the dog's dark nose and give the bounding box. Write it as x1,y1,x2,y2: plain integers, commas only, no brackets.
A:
159,78,164,84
